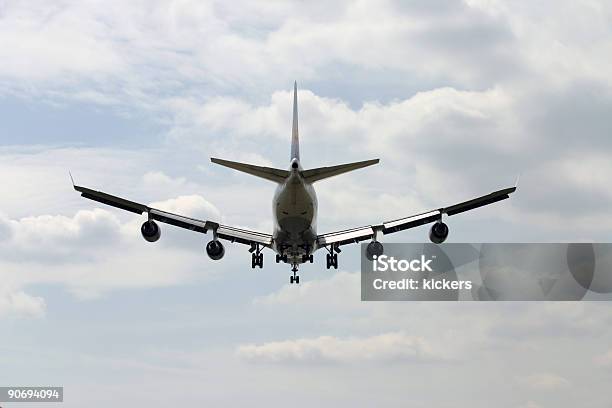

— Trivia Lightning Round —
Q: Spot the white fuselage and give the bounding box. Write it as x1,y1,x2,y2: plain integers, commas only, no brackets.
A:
272,159,318,264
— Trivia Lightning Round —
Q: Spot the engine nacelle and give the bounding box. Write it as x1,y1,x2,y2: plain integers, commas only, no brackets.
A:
141,220,161,242
206,240,225,260
366,241,384,261
429,221,449,244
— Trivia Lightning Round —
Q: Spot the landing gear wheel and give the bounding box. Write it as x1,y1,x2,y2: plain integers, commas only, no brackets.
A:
251,252,263,268
301,254,314,263
326,253,338,269
325,244,340,269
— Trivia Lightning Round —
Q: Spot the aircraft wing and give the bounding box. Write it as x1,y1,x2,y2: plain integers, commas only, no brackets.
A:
73,184,272,246
316,186,516,247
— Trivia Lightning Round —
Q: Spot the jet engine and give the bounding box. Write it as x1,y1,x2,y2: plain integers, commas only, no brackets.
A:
429,221,449,244
141,220,161,242
366,241,384,260
206,240,225,260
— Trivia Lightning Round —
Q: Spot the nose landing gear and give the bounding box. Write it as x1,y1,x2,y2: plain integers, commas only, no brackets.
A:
290,264,300,284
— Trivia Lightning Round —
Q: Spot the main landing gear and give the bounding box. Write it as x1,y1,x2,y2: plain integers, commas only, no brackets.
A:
250,243,263,268
326,244,340,269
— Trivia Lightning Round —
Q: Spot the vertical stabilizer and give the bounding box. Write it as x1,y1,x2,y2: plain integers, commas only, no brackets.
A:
291,81,300,161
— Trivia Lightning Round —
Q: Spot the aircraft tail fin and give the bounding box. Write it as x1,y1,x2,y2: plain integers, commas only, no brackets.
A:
302,159,379,183
291,81,300,161
211,158,289,183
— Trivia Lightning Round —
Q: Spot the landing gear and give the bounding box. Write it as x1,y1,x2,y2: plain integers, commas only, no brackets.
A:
302,254,314,263
276,253,288,263
326,244,339,269
250,243,263,268
290,264,300,284
326,253,338,269
252,252,263,268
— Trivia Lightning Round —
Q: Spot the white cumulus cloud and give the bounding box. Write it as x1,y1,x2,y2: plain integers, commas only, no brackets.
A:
519,372,570,390
0,290,46,318
236,332,447,364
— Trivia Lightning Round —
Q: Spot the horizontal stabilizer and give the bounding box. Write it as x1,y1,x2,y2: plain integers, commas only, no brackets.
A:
302,159,379,183
211,158,289,183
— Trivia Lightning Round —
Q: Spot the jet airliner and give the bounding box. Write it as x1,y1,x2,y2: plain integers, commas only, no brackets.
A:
73,82,516,284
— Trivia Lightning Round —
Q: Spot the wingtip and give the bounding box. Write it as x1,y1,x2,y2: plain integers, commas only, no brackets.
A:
69,171,75,188
514,173,521,188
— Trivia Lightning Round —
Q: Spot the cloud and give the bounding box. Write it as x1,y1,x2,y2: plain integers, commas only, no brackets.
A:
253,271,359,308
0,191,224,306
468,1,612,87
149,194,221,222
0,290,46,318
0,146,280,315
487,303,612,341
0,1,519,98
3,2,612,243
0,209,122,263
165,85,521,216
236,332,446,364
515,402,544,408
161,80,612,237
595,349,612,367
4,0,606,111
519,373,570,390
253,273,612,373
0,2,125,81
0,3,612,407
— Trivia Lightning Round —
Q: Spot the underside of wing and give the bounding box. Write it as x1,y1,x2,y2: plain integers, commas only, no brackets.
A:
74,184,272,247
316,225,376,247
75,185,148,214
442,186,516,216
316,185,516,248
215,224,272,246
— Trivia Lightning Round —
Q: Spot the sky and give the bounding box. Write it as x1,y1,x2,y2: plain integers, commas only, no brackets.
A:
1,0,612,407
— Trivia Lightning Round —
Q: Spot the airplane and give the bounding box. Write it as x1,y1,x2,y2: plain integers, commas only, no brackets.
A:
73,82,517,284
